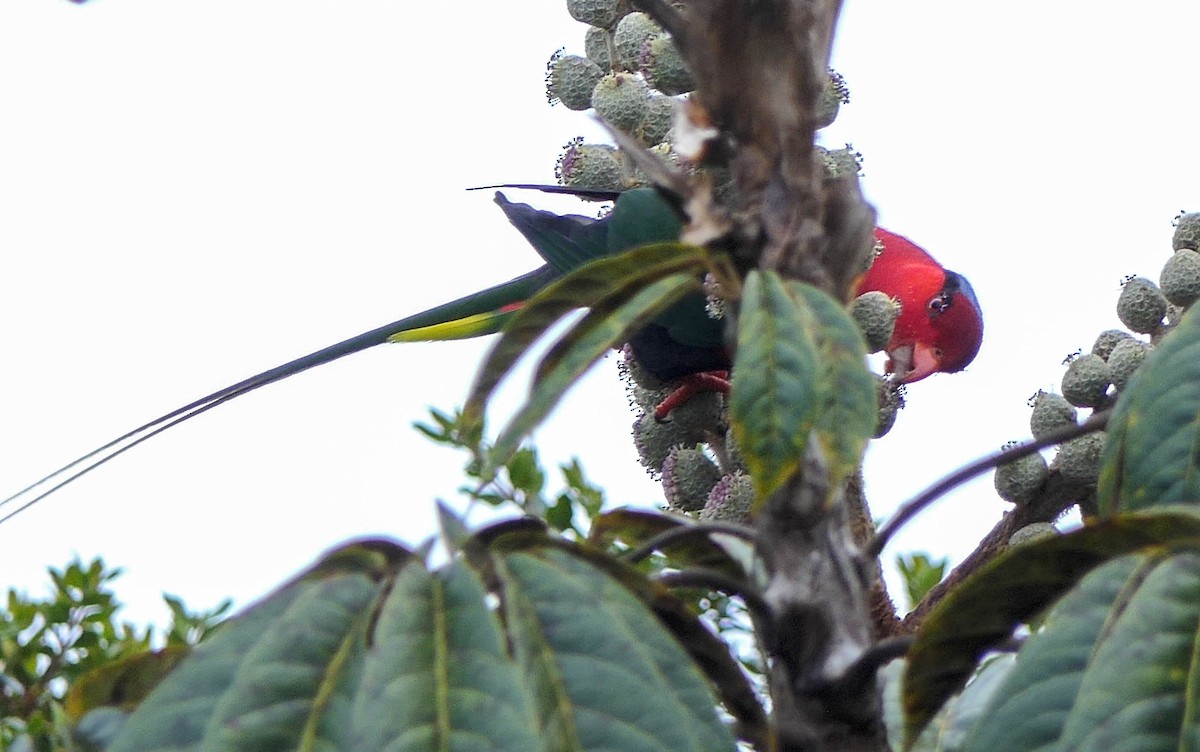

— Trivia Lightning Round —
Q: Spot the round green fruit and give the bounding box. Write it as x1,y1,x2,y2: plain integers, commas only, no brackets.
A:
1116,276,1167,334
546,52,605,111
700,472,756,523
1091,329,1134,361
1172,212,1200,251
850,291,900,353
590,71,650,133
638,94,674,146
994,450,1049,504
567,0,621,28
1107,338,1149,391
1029,390,1077,441
584,25,614,70
1056,433,1106,487
555,139,624,191
662,447,722,512
1060,353,1111,408
640,34,694,96
613,12,662,69
815,69,850,129
1160,248,1200,308
1009,522,1058,547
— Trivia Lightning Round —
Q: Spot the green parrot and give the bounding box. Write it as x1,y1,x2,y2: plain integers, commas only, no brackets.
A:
2,183,986,521
0,186,729,522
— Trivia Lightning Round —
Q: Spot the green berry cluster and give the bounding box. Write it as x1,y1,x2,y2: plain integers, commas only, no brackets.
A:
545,6,694,191
992,211,1200,502
547,1,848,193
619,346,755,520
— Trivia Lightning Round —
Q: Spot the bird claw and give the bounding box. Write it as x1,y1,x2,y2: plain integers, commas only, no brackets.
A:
653,371,731,421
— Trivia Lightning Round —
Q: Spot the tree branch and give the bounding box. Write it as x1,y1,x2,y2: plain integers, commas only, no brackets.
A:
645,2,887,748
868,409,1112,559
623,520,758,564
900,469,1093,632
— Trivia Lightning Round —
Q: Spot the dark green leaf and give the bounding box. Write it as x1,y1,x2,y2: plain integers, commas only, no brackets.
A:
962,556,1147,751
349,560,541,752
463,243,710,430
545,494,576,532
729,270,820,500
588,508,746,579
436,500,471,551
107,540,410,752
883,656,1014,752
1098,301,1200,513
560,459,604,520
1053,552,1200,749
65,647,190,716
477,532,765,746
506,447,546,496
533,246,713,383
897,554,949,611
499,547,737,752
487,271,701,471
788,281,875,499
903,507,1200,747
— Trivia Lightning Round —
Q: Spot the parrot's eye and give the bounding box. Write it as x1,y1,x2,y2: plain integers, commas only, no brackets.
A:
928,293,952,316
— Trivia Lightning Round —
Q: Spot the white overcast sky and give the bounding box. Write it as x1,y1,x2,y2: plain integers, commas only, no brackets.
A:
1,1,1197,627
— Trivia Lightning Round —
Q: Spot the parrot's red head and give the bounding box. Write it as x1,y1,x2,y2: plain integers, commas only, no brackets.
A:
856,228,983,383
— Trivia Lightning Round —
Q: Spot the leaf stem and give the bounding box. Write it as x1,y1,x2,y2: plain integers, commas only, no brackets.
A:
866,409,1112,559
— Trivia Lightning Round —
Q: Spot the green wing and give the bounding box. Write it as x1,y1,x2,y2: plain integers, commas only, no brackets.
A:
493,192,611,273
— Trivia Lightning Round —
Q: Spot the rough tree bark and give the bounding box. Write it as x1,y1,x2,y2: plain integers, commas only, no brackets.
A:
634,1,890,749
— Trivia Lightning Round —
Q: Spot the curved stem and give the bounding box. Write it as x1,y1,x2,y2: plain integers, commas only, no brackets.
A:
866,409,1112,559
655,567,772,624
623,520,757,563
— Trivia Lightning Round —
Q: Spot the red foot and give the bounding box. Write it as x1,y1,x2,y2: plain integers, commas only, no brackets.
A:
654,371,731,422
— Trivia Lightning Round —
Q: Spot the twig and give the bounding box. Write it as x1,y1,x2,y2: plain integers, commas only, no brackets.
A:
900,470,1092,632
623,520,758,563
867,408,1111,559
825,636,913,694
655,567,773,624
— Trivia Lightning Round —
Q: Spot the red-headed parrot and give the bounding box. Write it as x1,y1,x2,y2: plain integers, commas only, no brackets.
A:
858,228,983,383
0,187,980,520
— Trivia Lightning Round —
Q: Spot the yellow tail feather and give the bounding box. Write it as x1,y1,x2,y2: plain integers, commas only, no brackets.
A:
387,308,519,343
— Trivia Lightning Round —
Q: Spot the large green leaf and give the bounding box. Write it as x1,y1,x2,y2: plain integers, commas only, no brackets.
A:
587,507,747,579
463,243,709,430
108,540,411,752
106,531,751,752
497,547,737,752
486,271,701,471
479,531,763,746
902,508,1200,748
788,281,874,501
729,270,820,500
348,560,540,752
962,555,1149,751
882,656,1014,752
66,647,190,716
1098,301,1200,514
1053,552,1200,750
